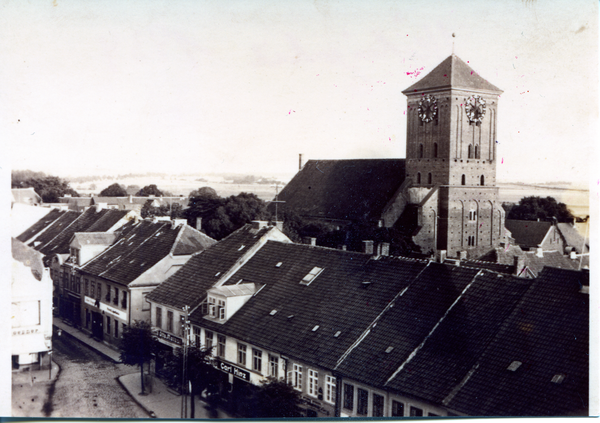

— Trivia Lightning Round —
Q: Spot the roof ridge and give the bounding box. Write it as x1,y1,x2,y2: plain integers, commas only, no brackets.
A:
36,210,83,251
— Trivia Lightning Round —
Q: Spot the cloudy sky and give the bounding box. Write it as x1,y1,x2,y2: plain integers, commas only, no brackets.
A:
1,0,597,185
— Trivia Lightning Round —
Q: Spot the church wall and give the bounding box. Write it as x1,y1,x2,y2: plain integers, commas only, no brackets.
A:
412,189,439,255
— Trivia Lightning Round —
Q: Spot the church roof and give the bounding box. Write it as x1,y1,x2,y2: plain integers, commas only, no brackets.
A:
275,159,406,222
402,54,502,94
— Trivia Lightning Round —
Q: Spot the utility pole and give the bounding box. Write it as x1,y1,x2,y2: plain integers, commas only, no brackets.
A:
270,183,286,223
180,305,190,419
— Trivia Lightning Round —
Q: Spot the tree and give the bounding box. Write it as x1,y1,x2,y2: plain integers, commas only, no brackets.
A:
252,378,303,418
160,345,219,418
141,200,185,219
506,196,575,223
188,186,218,199
23,175,79,203
99,183,127,197
119,320,158,395
137,184,165,197
11,170,46,188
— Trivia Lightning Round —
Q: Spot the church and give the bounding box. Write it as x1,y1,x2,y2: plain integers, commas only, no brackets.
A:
276,54,507,259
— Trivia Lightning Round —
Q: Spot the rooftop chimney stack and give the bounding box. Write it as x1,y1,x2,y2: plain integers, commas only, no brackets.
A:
363,240,374,255
196,217,202,231
380,242,390,257
304,237,317,246
514,255,525,276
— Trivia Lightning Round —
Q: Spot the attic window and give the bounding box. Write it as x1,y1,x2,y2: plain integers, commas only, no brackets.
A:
287,315,294,320
300,267,324,285
334,331,341,338
269,309,277,316
361,281,372,289
275,262,283,268
238,245,245,251
551,374,565,384
312,325,320,332
507,361,522,371
215,272,221,277
385,346,394,354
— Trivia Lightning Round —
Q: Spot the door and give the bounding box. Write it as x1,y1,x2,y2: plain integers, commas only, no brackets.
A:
91,311,103,340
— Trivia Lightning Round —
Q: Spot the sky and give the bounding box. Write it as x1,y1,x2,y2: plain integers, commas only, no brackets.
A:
1,0,598,185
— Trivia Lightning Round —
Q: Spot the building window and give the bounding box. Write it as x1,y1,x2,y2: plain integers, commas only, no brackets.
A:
205,330,214,351
166,310,173,332
85,279,89,296
469,210,477,221
113,287,119,305
428,172,432,185
122,323,127,337
238,343,247,366
419,143,424,158
218,299,226,320
325,376,336,404
468,144,473,158
410,406,424,417
122,291,127,309
434,142,438,158
105,284,111,302
142,292,151,311
343,383,354,410
114,320,119,337
417,172,421,184
253,349,262,372
392,400,405,417
289,364,303,390
308,369,319,397
481,175,485,186
269,355,279,377
156,307,162,328
106,316,111,334
461,174,466,185
217,335,226,358
357,388,368,416
207,297,216,316
193,327,201,348
91,282,95,298
475,145,479,158
373,393,384,417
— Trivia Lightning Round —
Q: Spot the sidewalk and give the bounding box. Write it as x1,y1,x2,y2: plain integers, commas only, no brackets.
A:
12,360,60,417
53,317,122,363
118,373,234,419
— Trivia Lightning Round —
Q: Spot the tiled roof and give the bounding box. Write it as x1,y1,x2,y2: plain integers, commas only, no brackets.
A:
172,224,215,256
72,232,117,246
402,54,503,94
16,208,65,243
146,224,282,309
446,268,589,416
26,211,81,249
12,188,42,204
275,159,406,222
84,209,130,232
459,259,515,274
556,223,589,254
12,237,46,281
505,220,552,248
191,243,430,369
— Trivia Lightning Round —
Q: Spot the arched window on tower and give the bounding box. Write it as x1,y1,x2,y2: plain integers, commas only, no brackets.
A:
428,173,432,185
475,145,479,159
419,144,424,158
417,172,421,184
433,143,438,158
461,174,466,186
468,144,473,159
481,175,485,186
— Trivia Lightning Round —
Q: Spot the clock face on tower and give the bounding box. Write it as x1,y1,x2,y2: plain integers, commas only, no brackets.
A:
418,95,438,123
465,95,486,124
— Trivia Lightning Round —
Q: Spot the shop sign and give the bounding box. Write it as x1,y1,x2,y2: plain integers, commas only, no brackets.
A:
84,296,98,307
13,328,39,336
152,329,183,346
215,360,250,381
99,302,127,320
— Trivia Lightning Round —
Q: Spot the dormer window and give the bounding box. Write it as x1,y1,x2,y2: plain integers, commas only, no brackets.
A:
204,283,260,323
301,267,324,285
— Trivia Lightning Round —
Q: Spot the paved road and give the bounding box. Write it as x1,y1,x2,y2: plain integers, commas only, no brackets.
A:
48,333,148,418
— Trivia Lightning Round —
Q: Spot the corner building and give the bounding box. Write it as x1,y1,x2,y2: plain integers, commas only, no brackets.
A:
403,54,505,258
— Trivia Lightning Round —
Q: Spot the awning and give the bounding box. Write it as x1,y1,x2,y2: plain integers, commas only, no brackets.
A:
12,334,50,355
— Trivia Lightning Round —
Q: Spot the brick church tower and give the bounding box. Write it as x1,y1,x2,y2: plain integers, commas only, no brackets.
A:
402,54,505,258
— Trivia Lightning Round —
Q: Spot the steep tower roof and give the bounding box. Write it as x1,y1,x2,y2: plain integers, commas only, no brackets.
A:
402,54,502,94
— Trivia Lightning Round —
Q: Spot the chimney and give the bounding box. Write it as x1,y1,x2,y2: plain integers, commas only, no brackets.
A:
338,245,347,251
514,255,525,276
272,221,284,231
196,217,202,231
437,249,447,263
363,240,374,255
459,250,468,260
251,220,269,230
171,219,177,229
536,247,544,258
570,251,577,260
129,195,133,203
299,154,303,170
304,237,317,246
379,242,390,257
95,203,106,212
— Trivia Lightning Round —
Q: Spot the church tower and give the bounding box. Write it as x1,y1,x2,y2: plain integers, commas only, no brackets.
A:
402,55,505,258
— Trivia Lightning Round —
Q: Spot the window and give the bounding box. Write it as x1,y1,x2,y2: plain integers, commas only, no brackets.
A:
122,291,127,309
105,284,111,301
106,316,111,334
300,267,323,285
434,142,438,158
217,335,226,358
142,292,151,311
253,349,262,372
269,355,279,377
392,400,405,417
475,145,479,159
481,175,485,186
468,144,473,158
156,307,162,328
469,210,477,221
343,383,354,410
113,287,119,305
85,279,89,296
308,369,319,397
114,320,119,337
289,364,303,390
166,310,173,332
205,330,214,351
410,406,423,417
218,299,225,320
325,376,336,404
461,174,466,185
417,172,421,184
357,388,368,416
373,393,384,417
419,143,424,158
193,327,201,348
428,172,432,185
238,343,247,366
208,297,216,316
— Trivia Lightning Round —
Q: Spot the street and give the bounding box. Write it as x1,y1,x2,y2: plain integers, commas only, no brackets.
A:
46,332,148,418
